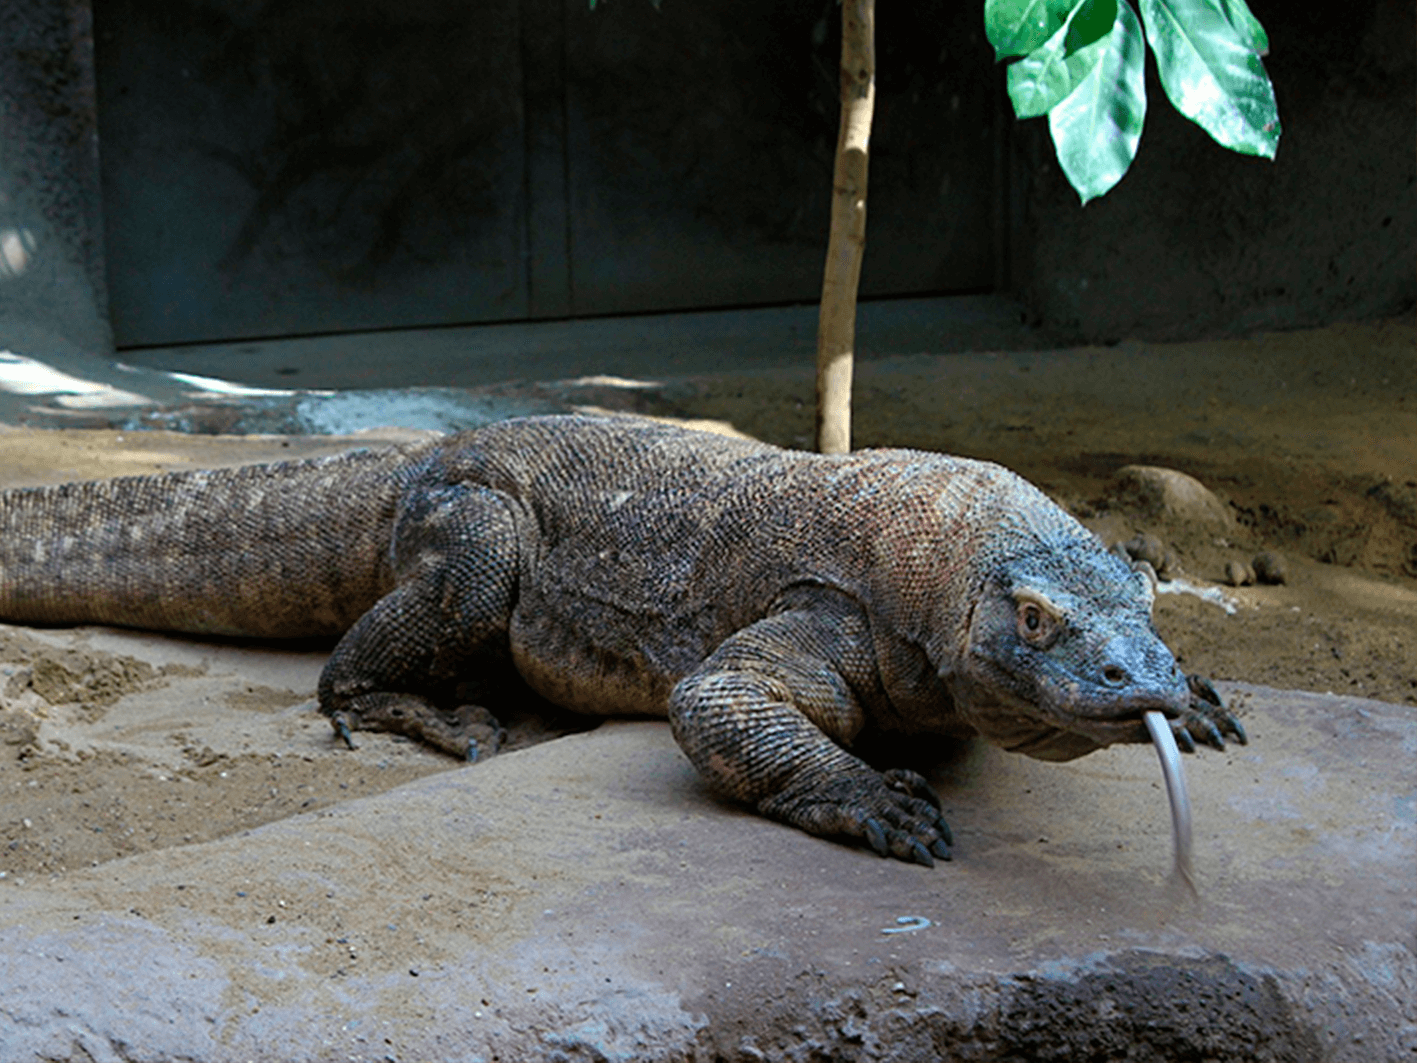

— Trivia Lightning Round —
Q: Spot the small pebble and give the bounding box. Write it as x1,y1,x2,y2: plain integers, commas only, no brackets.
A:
1123,533,1166,568
1121,533,1177,580
1224,560,1255,587
1252,551,1287,585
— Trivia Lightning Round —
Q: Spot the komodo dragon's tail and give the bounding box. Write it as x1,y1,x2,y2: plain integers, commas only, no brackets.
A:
0,447,418,638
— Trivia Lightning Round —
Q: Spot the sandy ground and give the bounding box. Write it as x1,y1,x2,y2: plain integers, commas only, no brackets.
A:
0,316,1413,889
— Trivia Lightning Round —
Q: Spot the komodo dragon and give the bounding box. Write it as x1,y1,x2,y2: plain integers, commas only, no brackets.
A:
0,415,1244,866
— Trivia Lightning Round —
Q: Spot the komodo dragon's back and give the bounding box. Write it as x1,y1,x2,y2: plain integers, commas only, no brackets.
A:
0,415,1245,866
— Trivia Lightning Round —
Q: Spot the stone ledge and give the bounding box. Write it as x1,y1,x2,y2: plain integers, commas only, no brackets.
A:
0,684,1412,1061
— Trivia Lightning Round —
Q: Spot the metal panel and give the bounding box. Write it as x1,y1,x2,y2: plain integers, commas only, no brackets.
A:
95,0,528,346
562,0,998,316
521,0,573,319
95,0,998,346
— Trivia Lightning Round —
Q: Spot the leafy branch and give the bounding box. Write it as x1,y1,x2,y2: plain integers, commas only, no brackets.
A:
986,0,1280,203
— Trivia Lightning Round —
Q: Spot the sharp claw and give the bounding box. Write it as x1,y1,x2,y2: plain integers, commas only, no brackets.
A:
929,837,953,861
936,816,954,848
1228,717,1249,745
465,739,480,763
910,841,934,868
864,817,890,858
1189,673,1224,707
1174,726,1196,754
333,716,358,751
1203,720,1226,751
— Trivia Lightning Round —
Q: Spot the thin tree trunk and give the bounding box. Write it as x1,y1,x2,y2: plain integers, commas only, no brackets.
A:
815,0,875,454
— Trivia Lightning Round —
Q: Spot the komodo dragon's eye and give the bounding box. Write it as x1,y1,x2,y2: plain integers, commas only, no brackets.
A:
1015,593,1061,649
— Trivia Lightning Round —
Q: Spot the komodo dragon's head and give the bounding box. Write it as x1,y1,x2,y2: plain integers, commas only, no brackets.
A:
952,535,1189,762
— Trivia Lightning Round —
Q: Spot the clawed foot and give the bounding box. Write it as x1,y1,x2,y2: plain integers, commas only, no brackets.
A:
1170,674,1248,753
326,693,506,761
760,767,953,867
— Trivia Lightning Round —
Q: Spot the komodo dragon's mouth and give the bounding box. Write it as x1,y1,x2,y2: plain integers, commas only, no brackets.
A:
1057,705,1183,748
965,705,1122,762
979,675,1202,758
950,675,1186,760
1030,671,1192,751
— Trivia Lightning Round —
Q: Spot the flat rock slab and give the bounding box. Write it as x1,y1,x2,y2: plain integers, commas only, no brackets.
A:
1,684,1413,1062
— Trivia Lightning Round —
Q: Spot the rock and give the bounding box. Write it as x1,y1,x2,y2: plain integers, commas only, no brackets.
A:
1111,465,1232,532
1121,533,1166,569
1120,533,1178,580
0,693,1412,1062
1225,559,1256,587
1252,551,1288,585
0,704,40,748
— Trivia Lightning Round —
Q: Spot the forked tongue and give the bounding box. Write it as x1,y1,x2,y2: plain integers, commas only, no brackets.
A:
1143,710,1197,897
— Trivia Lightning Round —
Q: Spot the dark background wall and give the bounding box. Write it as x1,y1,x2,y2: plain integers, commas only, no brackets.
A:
91,0,1002,347
0,0,1411,358
1016,0,1415,341
0,0,111,356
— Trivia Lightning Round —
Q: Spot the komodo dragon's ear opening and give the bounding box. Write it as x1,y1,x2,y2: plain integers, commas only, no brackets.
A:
1012,588,1063,650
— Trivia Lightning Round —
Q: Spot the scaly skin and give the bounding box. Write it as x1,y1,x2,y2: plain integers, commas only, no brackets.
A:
0,415,1245,865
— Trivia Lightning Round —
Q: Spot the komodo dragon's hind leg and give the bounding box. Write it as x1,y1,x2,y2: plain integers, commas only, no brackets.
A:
318,482,519,761
668,587,953,867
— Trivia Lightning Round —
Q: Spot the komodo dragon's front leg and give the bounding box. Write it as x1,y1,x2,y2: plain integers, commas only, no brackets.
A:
318,481,518,760
668,587,954,867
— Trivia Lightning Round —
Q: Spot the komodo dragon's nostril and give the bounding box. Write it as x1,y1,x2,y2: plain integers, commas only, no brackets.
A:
1102,665,1128,685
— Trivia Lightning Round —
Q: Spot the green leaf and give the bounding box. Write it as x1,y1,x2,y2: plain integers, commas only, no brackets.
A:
1217,0,1268,55
1047,0,1147,204
1063,0,1120,50
985,0,1080,60
1005,0,1118,118
1139,0,1280,157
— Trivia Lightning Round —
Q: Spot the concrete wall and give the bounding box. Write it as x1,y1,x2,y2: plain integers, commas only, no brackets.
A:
93,0,530,347
1015,0,1415,342
0,0,112,356
560,0,1001,318
0,0,1410,358
92,0,1001,348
